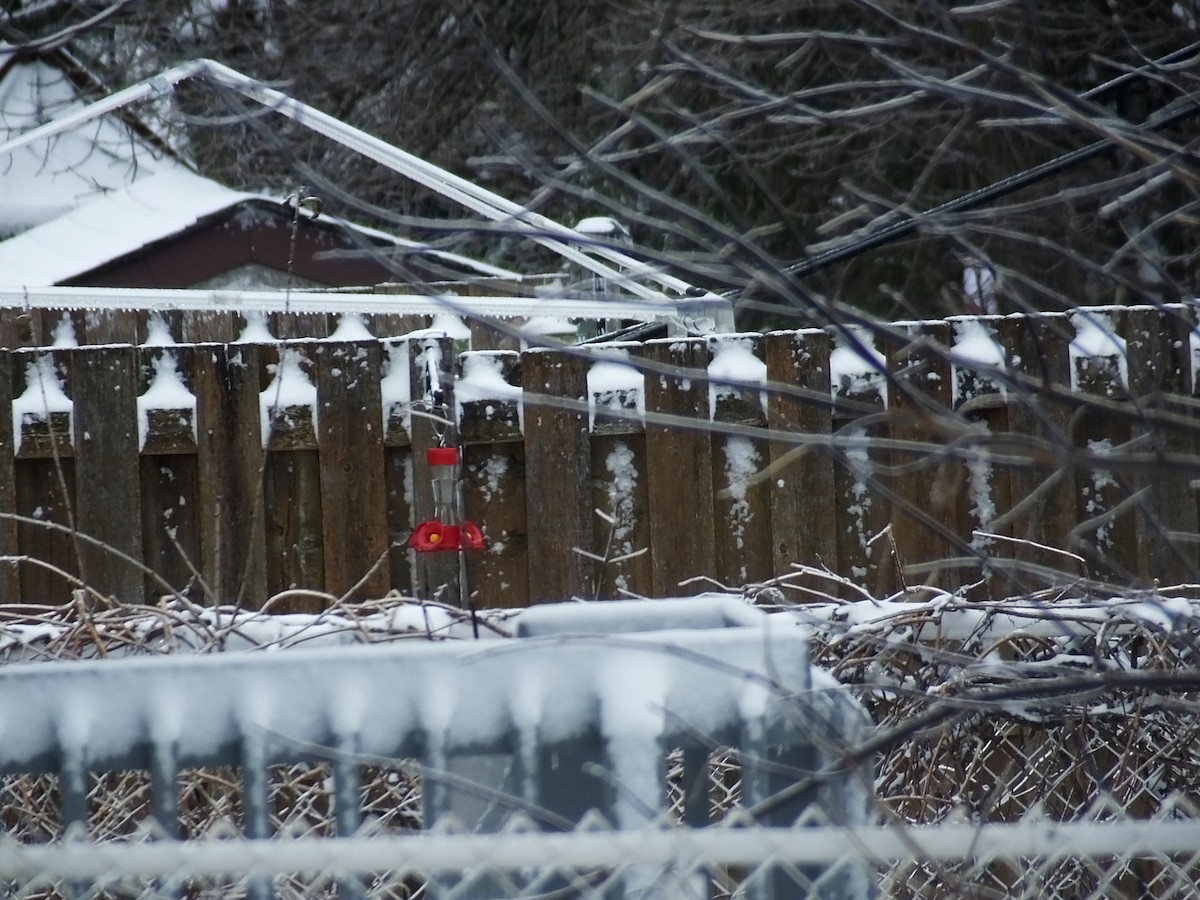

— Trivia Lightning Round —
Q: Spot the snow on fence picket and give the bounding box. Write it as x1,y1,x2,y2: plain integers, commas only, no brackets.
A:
2,303,1200,607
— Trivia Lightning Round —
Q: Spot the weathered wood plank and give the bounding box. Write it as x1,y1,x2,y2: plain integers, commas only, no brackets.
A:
766,329,837,595
522,346,594,603
710,335,773,589
264,448,325,607
1003,313,1079,588
463,442,529,608
590,434,652,600
8,349,76,601
827,325,892,598
181,311,237,344
0,349,18,599
1125,306,1198,585
383,447,414,596
259,341,324,604
947,317,1013,598
139,454,201,601
80,309,138,345
885,321,965,592
271,311,332,340
14,459,77,602
136,344,201,599
316,340,390,600
73,345,143,603
1067,309,1137,582
193,342,268,606
640,338,715,597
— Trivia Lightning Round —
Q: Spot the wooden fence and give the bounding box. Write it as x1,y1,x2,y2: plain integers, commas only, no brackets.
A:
2,303,1199,609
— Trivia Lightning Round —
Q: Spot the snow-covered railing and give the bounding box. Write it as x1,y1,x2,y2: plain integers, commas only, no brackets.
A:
4,817,1198,899
0,598,874,899
0,285,735,341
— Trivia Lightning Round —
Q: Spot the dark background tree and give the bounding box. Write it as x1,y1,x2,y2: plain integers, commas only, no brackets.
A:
4,0,1200,325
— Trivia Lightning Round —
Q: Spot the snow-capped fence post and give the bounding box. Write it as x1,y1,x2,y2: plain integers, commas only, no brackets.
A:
639,337,717,597
521,347,596,603
1125,306,1198,585
949,316,1011,596
585,347,652,600
316,338,390,600
73,343,144,603
766,329,837,584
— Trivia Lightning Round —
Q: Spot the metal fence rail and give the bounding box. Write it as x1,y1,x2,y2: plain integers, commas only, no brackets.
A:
2,814,1198,898
0,598,875,899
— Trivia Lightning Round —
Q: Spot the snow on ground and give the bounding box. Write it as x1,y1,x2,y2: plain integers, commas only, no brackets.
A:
4,590,1195,665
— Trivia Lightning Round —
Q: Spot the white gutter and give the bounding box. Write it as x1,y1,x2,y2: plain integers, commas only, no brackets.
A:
0,59,719,304
0,285,733,326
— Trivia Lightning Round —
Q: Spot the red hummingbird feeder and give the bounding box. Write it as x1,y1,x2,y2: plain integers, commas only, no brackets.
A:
410,446,484,552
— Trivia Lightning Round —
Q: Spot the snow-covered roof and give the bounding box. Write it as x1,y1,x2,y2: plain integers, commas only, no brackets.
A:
0,167,256,286
0,165,520,287
0,58,188,236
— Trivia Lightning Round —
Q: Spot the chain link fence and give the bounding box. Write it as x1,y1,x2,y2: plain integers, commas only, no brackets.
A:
2,591,1199,897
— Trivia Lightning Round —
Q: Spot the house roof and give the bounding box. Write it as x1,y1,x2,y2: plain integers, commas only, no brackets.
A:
0,167,251,286
0,57,189,237
0,57,517,288
0,166,519,287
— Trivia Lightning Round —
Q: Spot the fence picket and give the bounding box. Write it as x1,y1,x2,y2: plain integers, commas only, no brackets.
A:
194,342,269,605
137,344,201,599
0,348,17,599
1004,314,1078,588
522,347,593,604
766,329,837,595
2,308,1198,606
886,322,964,592
72,344,143,603
1123,307,1198,585
316,340,390,600
710,334,773,589
641,338,716,597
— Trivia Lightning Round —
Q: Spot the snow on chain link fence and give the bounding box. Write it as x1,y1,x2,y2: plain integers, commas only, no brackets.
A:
2,590,1200,897
2,812,1200,898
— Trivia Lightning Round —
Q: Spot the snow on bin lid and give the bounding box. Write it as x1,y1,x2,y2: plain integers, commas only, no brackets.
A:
513,593,767,637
